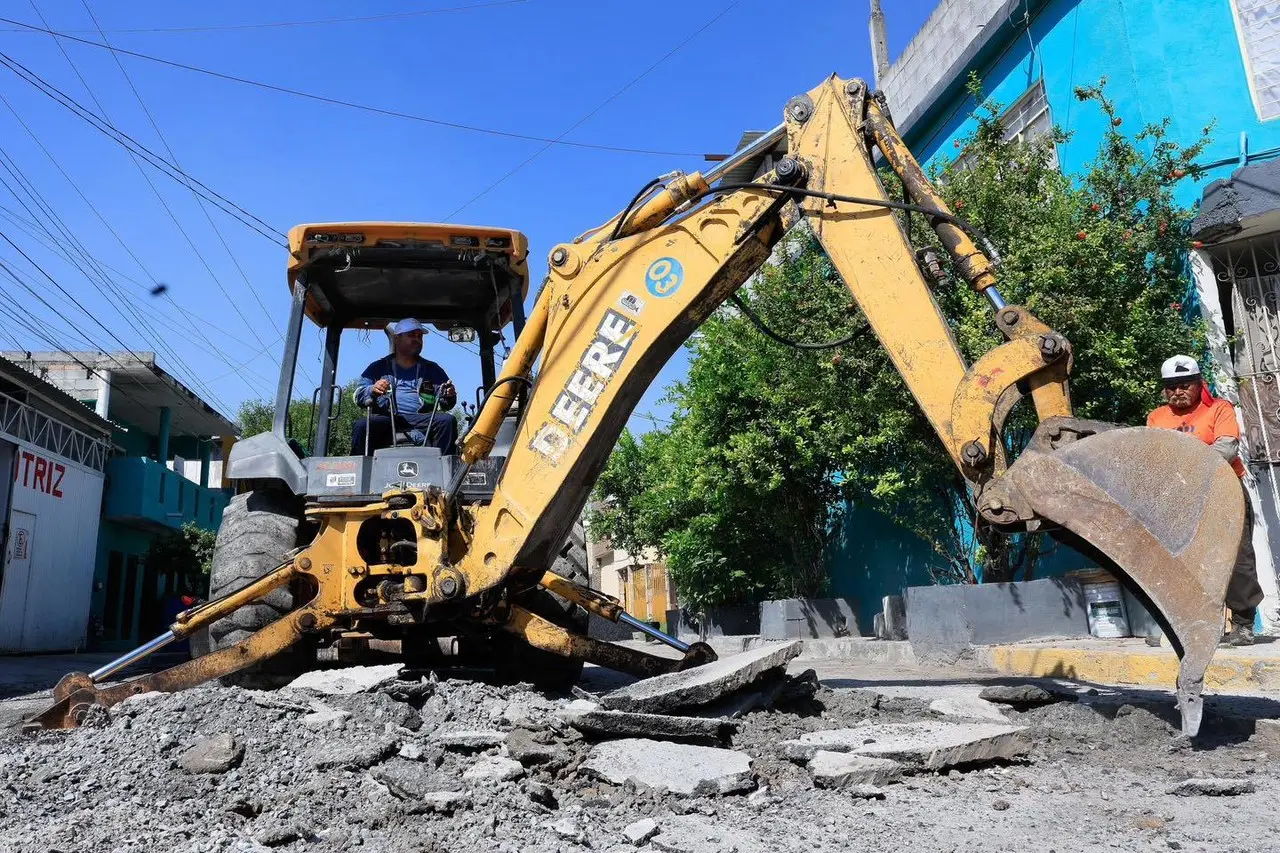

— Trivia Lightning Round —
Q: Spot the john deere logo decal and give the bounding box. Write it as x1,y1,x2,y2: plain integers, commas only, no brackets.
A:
397,461,419,479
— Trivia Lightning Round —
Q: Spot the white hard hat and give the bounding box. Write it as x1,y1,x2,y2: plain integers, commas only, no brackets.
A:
1160,355,1201,381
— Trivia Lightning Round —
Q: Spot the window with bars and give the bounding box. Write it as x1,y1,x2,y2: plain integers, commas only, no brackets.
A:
1231,0,1280,122
1208,238,1280,463
953,80,1058,172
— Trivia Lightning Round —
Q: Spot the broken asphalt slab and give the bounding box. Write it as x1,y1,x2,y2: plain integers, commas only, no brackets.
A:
807,752,903,788
558,701,737,745
599,641,802,714
286,664,406,695
583,738,755,796
979,684,1073,708
428,729,508,751
929,696,1009,722
781,721,1030,771
1166,778,1257,797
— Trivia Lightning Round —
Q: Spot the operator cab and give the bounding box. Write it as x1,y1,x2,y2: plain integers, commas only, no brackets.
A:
225,222,530,505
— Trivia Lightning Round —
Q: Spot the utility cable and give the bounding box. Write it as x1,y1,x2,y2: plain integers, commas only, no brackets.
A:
0,88,240,410
4,1,528,34
0,199,276,389
445,0,741,218
79,0,286,335
0,16,696,157
0,231,219,422
0,131,235,412
0,263,156,409
0,35,312,392
0,51,284,243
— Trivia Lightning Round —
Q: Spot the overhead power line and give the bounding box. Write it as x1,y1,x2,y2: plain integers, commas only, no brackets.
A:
0,200,277,390
0,142,234,414
0,16,697,157
0,51,285,244
79,0,285,340
3,1,527,34
446,0,743,218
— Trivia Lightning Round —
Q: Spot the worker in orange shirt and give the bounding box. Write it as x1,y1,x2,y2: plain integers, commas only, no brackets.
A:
1148,355,1261,646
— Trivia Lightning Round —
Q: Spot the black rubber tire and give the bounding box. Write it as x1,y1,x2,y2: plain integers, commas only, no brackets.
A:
495,521,591,690
189,489,310,688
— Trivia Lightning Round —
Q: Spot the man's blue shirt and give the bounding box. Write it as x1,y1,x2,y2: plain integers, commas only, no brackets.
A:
354,355,452,427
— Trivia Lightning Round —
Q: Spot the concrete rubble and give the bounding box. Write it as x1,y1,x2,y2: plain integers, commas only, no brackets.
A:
2,645,1277,852
582,738,755,796
806,752,903,788
1165,777,1257,797
558,700,737,745
979,684,1071,708
178,734,244,775
286,664,404,695
599,641,803,714
928,696,1009,722
623,817,660,845
1253,717,1280,753
781,721,1030,770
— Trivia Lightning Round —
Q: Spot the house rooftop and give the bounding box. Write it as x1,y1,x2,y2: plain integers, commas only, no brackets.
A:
0,354,114,437
0,351,238,438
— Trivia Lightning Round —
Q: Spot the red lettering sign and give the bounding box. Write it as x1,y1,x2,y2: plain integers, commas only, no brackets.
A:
13,450,68,499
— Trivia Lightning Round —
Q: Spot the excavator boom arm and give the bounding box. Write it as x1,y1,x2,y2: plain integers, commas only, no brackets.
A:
458,75,1067,594
457,75,1243,737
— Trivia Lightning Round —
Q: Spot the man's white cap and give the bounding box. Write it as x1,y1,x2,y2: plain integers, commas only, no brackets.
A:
1161,354,1201,381
392,318,426,336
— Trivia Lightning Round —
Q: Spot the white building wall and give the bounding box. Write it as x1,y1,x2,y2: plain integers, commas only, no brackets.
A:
0,441,105,652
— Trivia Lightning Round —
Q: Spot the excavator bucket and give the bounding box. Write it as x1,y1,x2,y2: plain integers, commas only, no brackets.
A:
988,419,1246,736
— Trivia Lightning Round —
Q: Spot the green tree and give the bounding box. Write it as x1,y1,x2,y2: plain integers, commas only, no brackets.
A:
146,522,217,597
237,379,366,455
590,79,1210,606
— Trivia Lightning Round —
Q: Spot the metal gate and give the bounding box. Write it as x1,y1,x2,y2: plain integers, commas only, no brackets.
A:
1213,238,1280,463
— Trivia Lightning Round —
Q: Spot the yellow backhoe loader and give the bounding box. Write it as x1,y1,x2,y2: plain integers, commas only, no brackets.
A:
31,75,1245,737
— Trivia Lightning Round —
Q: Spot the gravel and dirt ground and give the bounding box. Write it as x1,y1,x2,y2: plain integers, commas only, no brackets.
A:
1,647,1278,853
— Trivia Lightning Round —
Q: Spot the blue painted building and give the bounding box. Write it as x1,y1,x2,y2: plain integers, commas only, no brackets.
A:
733,0,1280,632
4,351,236,650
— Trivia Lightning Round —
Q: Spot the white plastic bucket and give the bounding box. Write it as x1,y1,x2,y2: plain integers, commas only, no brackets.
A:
1084,581,1131,638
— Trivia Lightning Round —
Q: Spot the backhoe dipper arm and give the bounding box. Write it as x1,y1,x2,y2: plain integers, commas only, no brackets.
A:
455,75,1069,603
457,77,1245,740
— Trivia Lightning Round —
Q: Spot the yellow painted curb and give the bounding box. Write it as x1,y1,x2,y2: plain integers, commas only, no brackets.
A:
981,645,1280,692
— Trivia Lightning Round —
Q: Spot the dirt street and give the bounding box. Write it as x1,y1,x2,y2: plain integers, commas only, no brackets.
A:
0,650,1277,853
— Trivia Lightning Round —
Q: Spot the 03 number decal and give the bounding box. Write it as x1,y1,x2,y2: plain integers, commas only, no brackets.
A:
645,256,683,298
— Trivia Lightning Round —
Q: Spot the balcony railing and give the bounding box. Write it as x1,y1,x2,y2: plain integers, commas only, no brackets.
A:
103,456,229,531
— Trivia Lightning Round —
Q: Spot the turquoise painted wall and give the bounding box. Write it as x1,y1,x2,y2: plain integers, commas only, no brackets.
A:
904,0,1280,198
826,0,1279,615
91,521,154,649
827,504,938,632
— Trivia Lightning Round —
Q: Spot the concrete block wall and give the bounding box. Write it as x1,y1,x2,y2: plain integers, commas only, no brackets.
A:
879,0,1019,132
759,598,860,640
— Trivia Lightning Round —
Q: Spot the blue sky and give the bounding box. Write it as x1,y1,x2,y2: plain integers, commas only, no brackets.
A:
0,0,936,433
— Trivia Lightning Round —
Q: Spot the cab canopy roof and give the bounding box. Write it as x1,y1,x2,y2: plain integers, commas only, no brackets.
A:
286,222,530,332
